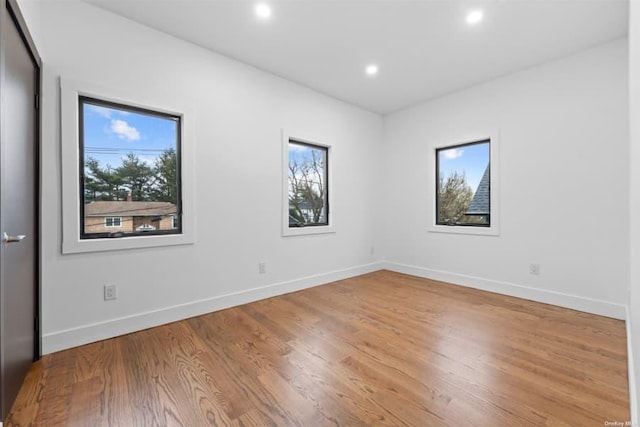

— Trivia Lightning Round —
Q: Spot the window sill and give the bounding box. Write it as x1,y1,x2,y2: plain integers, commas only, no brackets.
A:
282,225,335,237
428,224,499,236
63,233,194,254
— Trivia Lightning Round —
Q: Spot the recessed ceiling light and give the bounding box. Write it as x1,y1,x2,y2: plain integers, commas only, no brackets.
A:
466,9,483,25
255,3,272,19
365,64,379,76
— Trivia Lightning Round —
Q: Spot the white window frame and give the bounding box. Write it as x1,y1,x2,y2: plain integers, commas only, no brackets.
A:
60,78,196,254
427,130,500,236
282,129,335,237
105,217,122,228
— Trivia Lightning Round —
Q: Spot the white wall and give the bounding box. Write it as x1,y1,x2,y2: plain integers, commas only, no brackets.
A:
628,0,640,420
36,0,382,353
381,39,629,319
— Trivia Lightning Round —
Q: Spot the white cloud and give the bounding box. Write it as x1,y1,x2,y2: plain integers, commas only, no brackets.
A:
443,148,464,159
110,119,140,141
88,105,113,119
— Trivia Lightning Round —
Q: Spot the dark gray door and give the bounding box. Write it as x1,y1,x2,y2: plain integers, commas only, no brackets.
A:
0,0,39,420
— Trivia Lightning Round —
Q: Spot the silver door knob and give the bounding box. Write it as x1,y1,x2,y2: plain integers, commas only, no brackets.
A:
3,232,26,244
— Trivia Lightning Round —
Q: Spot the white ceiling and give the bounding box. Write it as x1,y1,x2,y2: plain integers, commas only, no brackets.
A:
84,0,628,115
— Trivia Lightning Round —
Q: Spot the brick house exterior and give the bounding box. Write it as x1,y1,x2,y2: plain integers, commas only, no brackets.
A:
84,195,177,235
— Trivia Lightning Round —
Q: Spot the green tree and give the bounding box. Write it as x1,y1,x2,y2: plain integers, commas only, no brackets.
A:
84,157,125,202
438,171,473,224
152,148,177,203
116,153,155,201
84,151,178,204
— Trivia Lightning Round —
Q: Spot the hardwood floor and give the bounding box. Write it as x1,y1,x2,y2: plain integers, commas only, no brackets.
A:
6,270,629,426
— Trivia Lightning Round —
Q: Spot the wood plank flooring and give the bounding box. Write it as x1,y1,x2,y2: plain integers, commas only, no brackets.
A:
6,270,629,426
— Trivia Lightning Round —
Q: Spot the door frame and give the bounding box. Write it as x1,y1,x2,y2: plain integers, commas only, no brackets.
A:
0,0,42,366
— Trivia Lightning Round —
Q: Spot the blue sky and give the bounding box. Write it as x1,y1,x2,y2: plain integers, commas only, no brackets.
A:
438,142,489,192
82,101,178,169
288,141,326,164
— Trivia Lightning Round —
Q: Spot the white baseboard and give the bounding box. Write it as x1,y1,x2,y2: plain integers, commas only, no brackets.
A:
628,306,639,426
42,260,628,354
42,262,384,354
382,262,626,320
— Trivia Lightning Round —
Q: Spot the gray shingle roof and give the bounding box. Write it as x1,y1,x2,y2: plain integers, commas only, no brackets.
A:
85,201,177,217
466,165,490,215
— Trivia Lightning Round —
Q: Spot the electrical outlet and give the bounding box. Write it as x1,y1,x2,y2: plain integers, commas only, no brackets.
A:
258,261,267,274
104,284,117,301
529,264,540,275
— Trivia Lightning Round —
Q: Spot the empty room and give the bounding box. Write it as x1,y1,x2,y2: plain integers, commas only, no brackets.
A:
0,0,639,425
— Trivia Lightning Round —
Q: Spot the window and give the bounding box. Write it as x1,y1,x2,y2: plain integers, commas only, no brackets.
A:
61,78,195,253
136,224,156,232
435,139,491,227
428,132,499,236
79,96,181,240
281,131,334,237
105,217,122,227
287,139,329,228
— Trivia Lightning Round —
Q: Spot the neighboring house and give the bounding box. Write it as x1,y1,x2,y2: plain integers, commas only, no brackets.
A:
84,194,177,235
297,200,317,223
466,164,490,217
290,200,325,225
